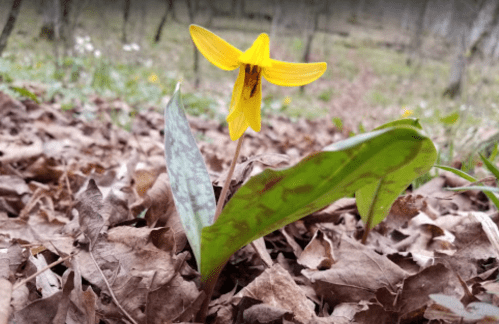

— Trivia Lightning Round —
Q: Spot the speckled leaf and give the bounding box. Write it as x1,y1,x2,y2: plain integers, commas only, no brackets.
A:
164,83,216,269
355,119,437,228
200,125,434,280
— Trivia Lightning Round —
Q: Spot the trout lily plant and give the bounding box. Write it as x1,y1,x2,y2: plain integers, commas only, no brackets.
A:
162,25,438,322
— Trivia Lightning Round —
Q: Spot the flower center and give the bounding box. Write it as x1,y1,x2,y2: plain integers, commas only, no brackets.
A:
244,64,262,98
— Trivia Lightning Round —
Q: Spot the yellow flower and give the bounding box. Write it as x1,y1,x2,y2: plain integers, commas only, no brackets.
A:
189,25,327,140
283,96,292,105
401,107,414,118
148,73,159,84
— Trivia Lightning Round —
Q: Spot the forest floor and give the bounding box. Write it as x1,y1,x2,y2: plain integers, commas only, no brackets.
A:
2,4,499,324
2,87,499,323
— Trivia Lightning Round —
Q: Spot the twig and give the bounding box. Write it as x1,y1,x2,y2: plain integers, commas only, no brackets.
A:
214,135,244,221
13,252,76,291
88,250,138,324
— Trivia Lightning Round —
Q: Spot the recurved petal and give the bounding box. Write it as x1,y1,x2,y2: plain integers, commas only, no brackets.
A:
239,33,272,68
263,60,327,86
189,24,242,71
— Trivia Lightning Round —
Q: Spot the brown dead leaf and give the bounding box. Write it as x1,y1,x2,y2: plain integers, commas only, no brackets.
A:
146,273,199,324
9,291,62,324
235,264,316,324
0,278,12,324
297,229,336,270
52,271,75,324
243,303,294,323
75,179,105,248
396,263,464,319
353,303,398,324
302,234,407,308
132,172,186,252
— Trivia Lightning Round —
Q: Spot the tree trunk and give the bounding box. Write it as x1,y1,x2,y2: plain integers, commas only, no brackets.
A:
468,0,499,55
122,0,131,43
269,0,282,44
406,0,430,66
443,0,483,98
187,0,200,88
443,31,466,98
139,0,146,41
232,0,244,18
400,1,411,30
39,0,56,40
154,0,174,43
300,0,320,94
0,0,23,57
52,0,61,72
60,0,73,55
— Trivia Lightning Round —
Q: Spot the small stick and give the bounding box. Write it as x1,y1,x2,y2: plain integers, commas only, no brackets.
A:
214,135,244,221
13,253,75,291
88,250,138,324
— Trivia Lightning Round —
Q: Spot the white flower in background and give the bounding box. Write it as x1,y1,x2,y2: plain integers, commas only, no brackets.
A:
84,43,94,52
123,43,140,52
74,35,96,55
94,50,101,58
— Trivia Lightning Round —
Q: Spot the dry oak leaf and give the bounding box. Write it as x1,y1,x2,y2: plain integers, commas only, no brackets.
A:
302,234,407,308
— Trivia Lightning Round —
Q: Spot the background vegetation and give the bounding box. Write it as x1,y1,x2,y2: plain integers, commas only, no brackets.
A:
2,0,499,169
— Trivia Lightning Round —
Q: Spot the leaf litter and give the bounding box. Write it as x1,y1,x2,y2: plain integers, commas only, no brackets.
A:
1,89,499,323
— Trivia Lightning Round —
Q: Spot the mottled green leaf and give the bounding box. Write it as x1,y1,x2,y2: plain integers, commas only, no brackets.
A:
435,165,499,209
164,83,216,269
356,118,436,228
200,125,434,279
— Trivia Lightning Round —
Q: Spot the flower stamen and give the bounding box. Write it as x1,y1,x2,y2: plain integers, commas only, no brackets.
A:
244,64,261,99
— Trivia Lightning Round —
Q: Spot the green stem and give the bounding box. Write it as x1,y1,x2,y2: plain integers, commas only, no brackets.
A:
196,135,244,322
214,135,244,222
361,179,383,244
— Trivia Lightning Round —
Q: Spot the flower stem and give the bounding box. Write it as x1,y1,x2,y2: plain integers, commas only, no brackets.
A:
196,135,244,323
214,135,244,221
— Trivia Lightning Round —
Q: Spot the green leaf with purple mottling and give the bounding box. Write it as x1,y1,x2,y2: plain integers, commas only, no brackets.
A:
356,118,437,228
200,125,436,280
164,83,216,270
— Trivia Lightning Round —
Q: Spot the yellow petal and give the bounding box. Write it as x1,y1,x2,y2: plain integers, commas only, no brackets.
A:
239,33,271,68
227,67,249,141
263,60,327,86
189,25,242,71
